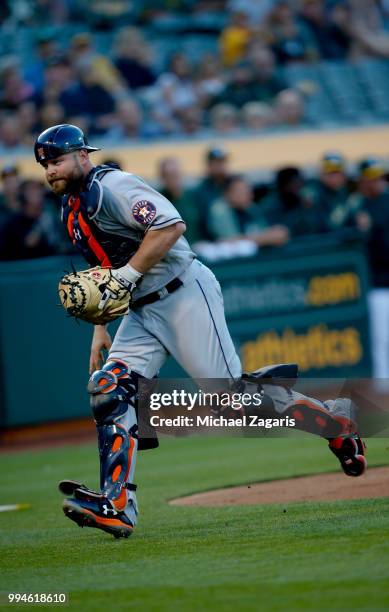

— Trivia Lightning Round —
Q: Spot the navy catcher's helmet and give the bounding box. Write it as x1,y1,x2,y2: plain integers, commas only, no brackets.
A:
34,124,100,163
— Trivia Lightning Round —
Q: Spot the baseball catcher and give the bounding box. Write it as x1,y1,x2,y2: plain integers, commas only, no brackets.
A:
35,124,366,539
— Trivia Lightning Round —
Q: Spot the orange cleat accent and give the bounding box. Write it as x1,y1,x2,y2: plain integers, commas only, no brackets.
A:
63,497,134,539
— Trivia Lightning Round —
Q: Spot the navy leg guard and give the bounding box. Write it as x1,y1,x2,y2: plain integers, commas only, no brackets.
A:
88,360,139,511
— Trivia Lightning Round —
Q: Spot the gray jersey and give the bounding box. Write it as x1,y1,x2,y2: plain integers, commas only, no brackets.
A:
95,169,196,298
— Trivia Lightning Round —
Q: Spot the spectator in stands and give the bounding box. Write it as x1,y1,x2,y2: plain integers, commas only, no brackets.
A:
113,27,156,90
348,157,389,234
0,179,57,260
17,101,39,147
158,157,203,244
267,0,316,63
24,31,59,94
148,107,179,137
0,165,21,228
179,105,204,135
207,174,289,247
195,147,232,238
69,32,124,95
195,54,225,108
219,10,252,66
273,89,305,126
39,55,75,107
262,166,326,236
303,152,351,230
0,114,23,150
103,98,163,141
327,1,354,58
152,52,200,133
0,57,35,111
241,101,273,130
1,0,387,146
209,103,239,133
248,46,286,104
345,158,387,229
210,62,257,109
60,61,117,135
349,0,389,58
349,158,389,378
39,102,66,131
103,98,143,141
298,0,352,60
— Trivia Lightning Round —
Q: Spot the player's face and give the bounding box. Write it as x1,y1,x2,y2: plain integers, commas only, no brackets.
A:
41,152,84,195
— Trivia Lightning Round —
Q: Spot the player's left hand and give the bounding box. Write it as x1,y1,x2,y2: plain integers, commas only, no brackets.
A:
58,266,140,325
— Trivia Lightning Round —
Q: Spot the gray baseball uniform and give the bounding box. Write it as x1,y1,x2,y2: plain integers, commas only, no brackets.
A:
39,125,364,539
94,169,242,380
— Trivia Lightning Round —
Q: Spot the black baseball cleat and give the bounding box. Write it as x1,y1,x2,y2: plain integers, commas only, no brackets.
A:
58,479,100,497
328,434,367,477
62,492,134,539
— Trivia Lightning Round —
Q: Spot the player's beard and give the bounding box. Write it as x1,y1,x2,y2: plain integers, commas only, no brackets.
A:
49,165,84,195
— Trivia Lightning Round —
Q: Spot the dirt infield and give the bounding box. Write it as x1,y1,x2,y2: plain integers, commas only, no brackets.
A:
0,418,95,453
170,466,389,506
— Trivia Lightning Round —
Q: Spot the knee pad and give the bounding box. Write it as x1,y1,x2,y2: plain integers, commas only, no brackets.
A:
88,360,139,499
88,360,138,429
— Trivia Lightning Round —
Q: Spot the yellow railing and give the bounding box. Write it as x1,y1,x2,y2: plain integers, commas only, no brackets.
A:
2,125,388,181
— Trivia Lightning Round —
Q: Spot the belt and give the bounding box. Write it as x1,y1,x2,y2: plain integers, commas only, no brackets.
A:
131,277,183,309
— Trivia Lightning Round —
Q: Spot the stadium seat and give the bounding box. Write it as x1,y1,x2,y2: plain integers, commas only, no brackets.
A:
319,61,374,124
356,59,389,120
283,64,338,125
182,35,219,62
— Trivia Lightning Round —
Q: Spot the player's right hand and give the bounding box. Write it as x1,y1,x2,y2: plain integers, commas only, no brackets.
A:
89,325,112,374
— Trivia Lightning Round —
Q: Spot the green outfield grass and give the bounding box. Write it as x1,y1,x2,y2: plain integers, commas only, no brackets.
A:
0,435,388,611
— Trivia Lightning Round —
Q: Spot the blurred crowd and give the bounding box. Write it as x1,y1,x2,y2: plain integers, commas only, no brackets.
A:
1,0,389,147
1,148,389,287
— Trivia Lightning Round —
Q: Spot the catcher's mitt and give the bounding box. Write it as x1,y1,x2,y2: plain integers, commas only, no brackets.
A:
58,266,133,325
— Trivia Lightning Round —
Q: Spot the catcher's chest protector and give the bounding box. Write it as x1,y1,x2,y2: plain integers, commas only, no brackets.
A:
61,168,138,268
